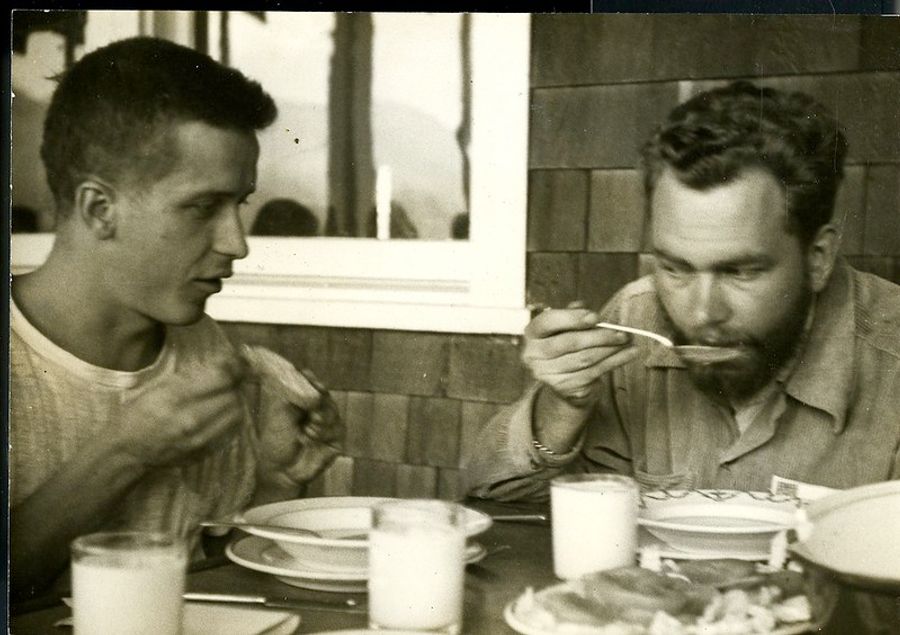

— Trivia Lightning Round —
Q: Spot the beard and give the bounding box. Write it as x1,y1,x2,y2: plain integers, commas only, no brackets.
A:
659,283,814,404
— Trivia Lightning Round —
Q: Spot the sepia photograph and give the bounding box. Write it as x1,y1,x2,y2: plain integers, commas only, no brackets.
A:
7,8,900,634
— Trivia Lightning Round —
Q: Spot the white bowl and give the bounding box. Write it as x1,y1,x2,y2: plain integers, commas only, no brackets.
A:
637,489,798,557
790,480,900,592
239,496,492,573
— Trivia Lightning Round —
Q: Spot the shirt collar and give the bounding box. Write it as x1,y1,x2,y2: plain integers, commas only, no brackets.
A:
643,260,857,432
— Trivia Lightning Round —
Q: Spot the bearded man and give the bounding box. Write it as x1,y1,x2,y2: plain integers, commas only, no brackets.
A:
465,81,900,502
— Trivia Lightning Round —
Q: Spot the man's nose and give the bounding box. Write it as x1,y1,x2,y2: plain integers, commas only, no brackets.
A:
690,273,731,326
214,206,249,260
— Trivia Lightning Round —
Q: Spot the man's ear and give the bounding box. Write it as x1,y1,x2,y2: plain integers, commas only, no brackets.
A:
807,224,839,293
73,179,117,239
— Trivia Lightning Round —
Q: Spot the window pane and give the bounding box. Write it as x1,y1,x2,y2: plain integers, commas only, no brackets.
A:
371,13,467,240
228,12,333,237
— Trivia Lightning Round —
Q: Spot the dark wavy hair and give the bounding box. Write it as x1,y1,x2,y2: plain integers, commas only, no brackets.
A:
41,37,278,214
640,81,848,246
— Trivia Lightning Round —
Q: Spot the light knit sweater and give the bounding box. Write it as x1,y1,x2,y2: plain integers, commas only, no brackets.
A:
9,300,257,542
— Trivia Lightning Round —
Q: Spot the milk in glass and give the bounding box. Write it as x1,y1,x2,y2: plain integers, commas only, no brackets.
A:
551,474,639,579
368,500,465,633
71,532,186,635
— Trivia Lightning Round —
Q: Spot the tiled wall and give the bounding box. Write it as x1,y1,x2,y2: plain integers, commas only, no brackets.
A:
222,14,900,499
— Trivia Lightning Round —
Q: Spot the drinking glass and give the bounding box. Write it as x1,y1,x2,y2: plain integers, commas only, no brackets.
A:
71,531,187,635
551,473,639,579
368,499,466,634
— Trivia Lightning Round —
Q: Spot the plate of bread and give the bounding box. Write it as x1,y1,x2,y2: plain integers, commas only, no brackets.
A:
505,559,815,635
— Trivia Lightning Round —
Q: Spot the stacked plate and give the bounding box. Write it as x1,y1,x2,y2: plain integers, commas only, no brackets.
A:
637,489,800,560
225,497,493,592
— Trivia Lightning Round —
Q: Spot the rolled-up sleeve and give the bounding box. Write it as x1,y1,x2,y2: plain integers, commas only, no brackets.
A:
463,384,585,502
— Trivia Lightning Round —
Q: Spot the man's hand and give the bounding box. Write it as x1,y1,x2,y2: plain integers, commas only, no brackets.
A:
522,302,640,409
115,356,246,468
252,362,345,496
239,344,345,498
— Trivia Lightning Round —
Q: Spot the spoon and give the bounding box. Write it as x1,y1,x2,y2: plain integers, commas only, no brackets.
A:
200,521,370,540
200,520,328,538
595,322,747,364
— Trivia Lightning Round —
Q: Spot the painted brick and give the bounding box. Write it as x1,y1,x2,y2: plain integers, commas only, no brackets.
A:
531,14,654,87
305,472,325,498
276,326,371,392
323,329,372,391
459,401,506,470
352,459,397,497
219,322,280,349
272,325,330,381
447,335,527,403
531,15,859,88
369,394,410,463
834,165,867,255
329,390,349,427
343,391,374,458
859,16,900,71
437,468,462,501
530,83,679,170
588,170,645,252
526,252,579,309
578,253,640,311
309,455,354,497
395,464,438,498
527,170,588,252
406,397,461,468
370,331,447,396
863,165,900,256
756,74,900,164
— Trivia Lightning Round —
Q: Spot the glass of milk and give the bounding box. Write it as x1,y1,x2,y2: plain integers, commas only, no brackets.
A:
368,499,466,634
71,532,187,635
551,473,639,579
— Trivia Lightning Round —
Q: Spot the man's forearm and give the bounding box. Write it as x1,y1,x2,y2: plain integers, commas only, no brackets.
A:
10,438,147,600
532,384,593,454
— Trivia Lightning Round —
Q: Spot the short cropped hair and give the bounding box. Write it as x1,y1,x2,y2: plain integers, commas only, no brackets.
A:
640,81,848,246
41,37,278,214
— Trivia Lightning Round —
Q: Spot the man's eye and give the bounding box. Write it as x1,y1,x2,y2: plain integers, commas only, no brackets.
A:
727,267,763,281
188,202,219,217
659,262,686,276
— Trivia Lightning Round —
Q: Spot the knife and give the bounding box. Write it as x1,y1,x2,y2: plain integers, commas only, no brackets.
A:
183,592,366,614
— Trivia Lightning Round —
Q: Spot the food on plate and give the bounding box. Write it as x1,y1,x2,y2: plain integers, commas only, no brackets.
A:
511,561,812,634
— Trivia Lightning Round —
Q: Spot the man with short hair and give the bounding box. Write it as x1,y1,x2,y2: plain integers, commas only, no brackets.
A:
465,81,900,502
10,37,343,598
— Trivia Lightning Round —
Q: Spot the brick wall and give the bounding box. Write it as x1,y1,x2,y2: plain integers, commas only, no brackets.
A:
223,14,900,499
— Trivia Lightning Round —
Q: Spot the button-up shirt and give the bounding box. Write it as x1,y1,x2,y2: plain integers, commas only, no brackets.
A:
465,260,900,502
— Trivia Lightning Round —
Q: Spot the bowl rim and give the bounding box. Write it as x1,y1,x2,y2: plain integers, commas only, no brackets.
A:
637,488,798,535
239,495,493,545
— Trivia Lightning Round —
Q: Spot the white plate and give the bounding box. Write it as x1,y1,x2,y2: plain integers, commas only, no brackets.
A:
503,583,814,635
638,490,798,556
791,480,900,592
227,535,368,592
227,535,487,592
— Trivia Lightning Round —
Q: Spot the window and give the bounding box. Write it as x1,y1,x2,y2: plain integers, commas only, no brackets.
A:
10,11,531,334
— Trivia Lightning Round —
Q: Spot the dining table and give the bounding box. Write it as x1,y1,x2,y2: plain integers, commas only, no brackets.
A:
8,498,886,634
